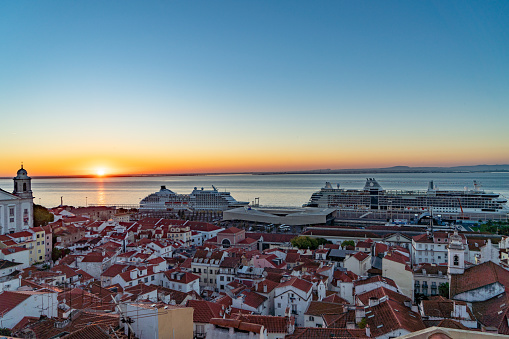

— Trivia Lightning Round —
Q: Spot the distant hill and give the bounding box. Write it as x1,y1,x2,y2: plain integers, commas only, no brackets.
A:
256,164,509,175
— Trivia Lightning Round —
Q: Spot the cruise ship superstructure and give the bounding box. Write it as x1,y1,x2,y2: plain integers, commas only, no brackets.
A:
305,178,509,221
140,185,249,211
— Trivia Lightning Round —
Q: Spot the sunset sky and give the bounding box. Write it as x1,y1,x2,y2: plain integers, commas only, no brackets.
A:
1,1,508,176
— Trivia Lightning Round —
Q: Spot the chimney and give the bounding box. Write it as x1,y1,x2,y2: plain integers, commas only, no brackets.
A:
368,297,379,307
365,324,371,337
346,322,355,329
404,300,411,308
263,284,267,293
355,307,365,324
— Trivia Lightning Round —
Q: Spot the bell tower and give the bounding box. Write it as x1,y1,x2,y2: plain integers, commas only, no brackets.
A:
447,228,465,275
13,163,33,199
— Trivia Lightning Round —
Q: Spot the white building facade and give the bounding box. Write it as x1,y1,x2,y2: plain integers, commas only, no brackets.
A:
0,166,34,235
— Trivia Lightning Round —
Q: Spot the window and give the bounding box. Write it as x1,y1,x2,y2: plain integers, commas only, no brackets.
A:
151,275,155,281
220,276,224,281
277,303,281,308
209,278,213,283
309,316,314,321
454,255,459,266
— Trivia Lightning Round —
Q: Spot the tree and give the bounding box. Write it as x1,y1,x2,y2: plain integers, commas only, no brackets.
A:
358,317,367,329
52,247,70,262
341,240,355,248
439,282,449,298
33,204,54,227
0,328,12,336
290,236,329,250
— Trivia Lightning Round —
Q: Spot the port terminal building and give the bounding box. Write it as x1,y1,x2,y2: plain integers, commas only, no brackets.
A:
222,206,337,226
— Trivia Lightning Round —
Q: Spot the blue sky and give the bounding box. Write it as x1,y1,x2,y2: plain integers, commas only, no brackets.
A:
1,1,508,175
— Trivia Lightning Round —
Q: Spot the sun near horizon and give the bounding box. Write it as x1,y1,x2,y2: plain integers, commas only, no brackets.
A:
95,168,107,177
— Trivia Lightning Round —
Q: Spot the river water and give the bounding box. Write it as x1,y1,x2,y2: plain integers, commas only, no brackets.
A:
1,172,508,209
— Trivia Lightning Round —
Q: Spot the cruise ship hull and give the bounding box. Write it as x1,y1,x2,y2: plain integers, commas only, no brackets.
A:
305,179,509,222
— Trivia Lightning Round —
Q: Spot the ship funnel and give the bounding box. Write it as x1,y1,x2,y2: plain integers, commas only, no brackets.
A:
161,185,166,190
428,181,434,191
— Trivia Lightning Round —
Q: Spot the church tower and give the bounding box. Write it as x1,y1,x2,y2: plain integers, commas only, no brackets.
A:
13,164,33,199
447,228,465,275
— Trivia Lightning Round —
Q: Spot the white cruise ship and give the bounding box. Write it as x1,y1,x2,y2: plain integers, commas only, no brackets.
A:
304,178,509,221
140,185,249,211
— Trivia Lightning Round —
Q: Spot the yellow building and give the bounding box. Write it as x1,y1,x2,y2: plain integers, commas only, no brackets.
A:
0,230,42,265
126,302,194,339
31,227,46,263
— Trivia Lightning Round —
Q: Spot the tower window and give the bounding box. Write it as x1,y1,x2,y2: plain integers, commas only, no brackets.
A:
454,255,459,266
23,183,27,191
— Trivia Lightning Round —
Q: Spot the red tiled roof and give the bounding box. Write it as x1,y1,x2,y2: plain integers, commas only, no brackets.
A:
187,300,226,323
80,252,106,263
164,269,199,284
210,318,264,333
287,327,368,338
101,264,128,277
220,227,243,234
357,287,411,306
277,277,312,294
354,275,397,289
365,299,425,337
234,314,293,333
241,291,267,309
305,301,344,316
0,291,31,316
450,261,509,298
352,251,369,261
322,294,349,304
254,279,279,294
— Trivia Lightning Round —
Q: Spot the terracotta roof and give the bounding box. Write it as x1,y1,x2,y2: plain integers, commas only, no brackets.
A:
61,324,110,339
220,227,243,234
305,301,345,316
210,318,264,334
164,269,200,284
333,270,358,283
414,263,448,275
322,294,349,304
187,300,226,323
277,277,313,294
241,291,267,309
101,264,128,277
365,299,425,337
254,279,279,294
234,314,293,333
287,327,369,339
352,251,369,261
220,256,241,268
471,292,509,334
80,252,106,263
0,291,31,316
285,253,301,263
354,275,398,289
451,261,509,298
357,287,411,306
